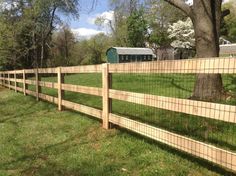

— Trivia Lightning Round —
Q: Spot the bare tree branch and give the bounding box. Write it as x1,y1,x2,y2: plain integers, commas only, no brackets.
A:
221,9,230,18
164,0,193,19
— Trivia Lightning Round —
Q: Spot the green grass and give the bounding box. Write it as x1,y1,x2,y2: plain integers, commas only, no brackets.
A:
0,87,232,176
36,73,236,152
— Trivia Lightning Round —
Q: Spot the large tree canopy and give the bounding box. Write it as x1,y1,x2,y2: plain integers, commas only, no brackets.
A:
221,1,236,42
0,0,79,70
164,0,230,100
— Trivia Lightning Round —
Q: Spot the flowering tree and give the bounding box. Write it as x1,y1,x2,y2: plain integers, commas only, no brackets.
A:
168,18,195,48
164,0,230,100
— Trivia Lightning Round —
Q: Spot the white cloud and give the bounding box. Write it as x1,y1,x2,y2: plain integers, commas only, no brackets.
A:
87,11,115,34
87,11,115,25
71,11,115,40
71,27,105,40
186,0,193,5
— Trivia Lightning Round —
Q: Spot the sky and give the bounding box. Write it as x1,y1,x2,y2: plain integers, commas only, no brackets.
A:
62,0,233,39
61,0,113,39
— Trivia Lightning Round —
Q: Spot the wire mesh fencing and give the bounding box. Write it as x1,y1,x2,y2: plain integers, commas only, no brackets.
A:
0,57,235,173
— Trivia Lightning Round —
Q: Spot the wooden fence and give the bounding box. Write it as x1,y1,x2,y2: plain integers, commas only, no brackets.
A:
0,57,236,173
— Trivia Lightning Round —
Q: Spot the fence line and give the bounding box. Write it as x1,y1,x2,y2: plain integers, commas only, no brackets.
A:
0,57,236,173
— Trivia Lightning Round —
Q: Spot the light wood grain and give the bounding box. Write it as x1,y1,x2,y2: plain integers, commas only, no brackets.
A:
61,64,102,73
109,113,236,172
58,67,62,111
16,79,23,83
24,69,34,74
62,100,102,119
8,73,10,90
1,58,236,173
109,57,236,74
39,81,58,89
109,89,236,124
39,93,58,104
25,79,36,85
23,70,26,95
38,68,57,74
102,63,110,129
25,89,36,97
7,70,23,74
61,84,102,96
35,69,40,101
16,86,23,92
14,71,17,92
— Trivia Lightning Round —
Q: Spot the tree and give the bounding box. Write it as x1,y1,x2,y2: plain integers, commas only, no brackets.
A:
51,25,76,66
221,1,236,42
127,8,148,47
164,0,230,100
66,33,112,65
145,0,186,47
95,0,142,47
0,0,80,70
87,33,111,64
168,18,195,49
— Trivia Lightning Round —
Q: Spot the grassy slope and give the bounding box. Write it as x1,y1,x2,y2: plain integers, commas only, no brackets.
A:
0,87,227,176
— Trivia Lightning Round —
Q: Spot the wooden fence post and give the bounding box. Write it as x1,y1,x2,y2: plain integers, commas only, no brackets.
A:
3,73,6,87
57,67,64,111
2,73,4,87
14,71,17,92
23,70,26,95
102,63,111,129
4,73,6,87
1,73,4,86
8,73,10,89
0,73,2,86
35,68,41,101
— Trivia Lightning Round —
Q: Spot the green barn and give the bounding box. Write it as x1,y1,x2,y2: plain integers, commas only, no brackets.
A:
106,47,156,63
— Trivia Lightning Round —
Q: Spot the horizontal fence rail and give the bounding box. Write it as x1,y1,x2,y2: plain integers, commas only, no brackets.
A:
109,57,236,73
0,57,236,173
109,113,236,171
109,89,236,123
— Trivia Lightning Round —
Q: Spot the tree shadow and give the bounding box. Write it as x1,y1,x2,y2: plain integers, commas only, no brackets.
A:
0,128,107,175
115,126,236,176
170,78,192,93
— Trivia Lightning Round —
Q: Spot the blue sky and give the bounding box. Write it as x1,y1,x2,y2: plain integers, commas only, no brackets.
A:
72,0,110,28
61,0,112,39
61,0,231,39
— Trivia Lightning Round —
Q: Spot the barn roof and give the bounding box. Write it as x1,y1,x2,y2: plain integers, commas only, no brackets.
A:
108,47,154,55
220,44,236,54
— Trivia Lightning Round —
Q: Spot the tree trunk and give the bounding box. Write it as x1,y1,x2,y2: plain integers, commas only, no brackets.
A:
191,0,224,101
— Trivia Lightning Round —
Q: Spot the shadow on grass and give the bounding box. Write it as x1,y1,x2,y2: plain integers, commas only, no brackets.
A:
0,125,107,175
170,79,192,93
1,88,235,175
113,109,236,152
114,126,236,176
0,97,53,123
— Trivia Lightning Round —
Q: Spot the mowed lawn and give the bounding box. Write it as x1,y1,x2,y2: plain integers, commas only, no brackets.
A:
0,87,230,176
32,73,236,152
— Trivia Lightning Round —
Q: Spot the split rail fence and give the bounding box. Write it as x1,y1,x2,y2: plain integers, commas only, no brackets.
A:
0,57,236,173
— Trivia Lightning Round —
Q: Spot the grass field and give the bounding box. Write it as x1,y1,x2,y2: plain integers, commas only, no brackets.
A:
23,73,236,152
0,87,233,176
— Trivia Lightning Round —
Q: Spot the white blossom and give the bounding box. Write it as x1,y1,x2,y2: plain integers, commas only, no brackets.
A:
168,18,195,48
